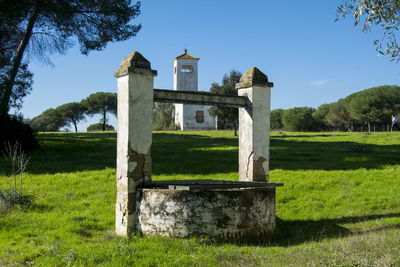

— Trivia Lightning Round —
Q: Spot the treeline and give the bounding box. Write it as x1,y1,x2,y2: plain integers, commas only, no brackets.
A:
27,93,180,132
271,85,400,132
26,92,117,132
26,85,400,133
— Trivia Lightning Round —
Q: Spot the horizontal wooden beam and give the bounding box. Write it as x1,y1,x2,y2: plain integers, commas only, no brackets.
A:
153,89,249,108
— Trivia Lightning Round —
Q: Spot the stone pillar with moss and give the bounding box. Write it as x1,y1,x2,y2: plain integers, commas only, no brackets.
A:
236,68,273,182
114,51,157,236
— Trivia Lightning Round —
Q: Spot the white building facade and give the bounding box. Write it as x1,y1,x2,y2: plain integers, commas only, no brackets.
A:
173,50,216,130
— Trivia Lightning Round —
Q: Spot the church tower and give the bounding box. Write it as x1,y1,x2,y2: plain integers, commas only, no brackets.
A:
173,49,216,130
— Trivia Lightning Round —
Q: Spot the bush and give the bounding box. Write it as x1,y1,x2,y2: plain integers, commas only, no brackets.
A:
270,109,284,130
0,115,39,152
0,141,33,213
87,123,115,132
282,107,316,131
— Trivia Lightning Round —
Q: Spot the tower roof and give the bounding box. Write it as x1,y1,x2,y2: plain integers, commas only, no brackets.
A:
175,49,200,60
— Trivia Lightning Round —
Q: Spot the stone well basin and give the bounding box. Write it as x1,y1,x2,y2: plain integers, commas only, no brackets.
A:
136,180,282,239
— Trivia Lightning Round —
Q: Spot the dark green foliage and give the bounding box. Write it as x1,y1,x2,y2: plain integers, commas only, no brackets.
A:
337,0,400,62
326,100,354,131
312,104,331,131
282,107,316,132
82,92,117,131
346,85,400,131
0,0,141,116
0,64,33,111
87,123,115,132
208,70,242,133
28,108,65,132
0,2,33,113
270,109,284,130
57,102,87,132
153,102,175,130
0,115,38,152
310,85,400,132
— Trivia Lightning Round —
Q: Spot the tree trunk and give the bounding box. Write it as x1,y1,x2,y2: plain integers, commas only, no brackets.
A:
0,9,38,117
234,123,237,136
103,110,106,131
368,121,371,133
73,121,78,132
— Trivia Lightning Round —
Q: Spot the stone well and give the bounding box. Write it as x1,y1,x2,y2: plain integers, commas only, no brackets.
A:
136,180,280,238
114,51,282,239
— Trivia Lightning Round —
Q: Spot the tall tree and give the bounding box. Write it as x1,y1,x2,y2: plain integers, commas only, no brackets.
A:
57,102,87,132
312,103,331,131
270,109,285,130
153,102,175,130
337,0,400,61
326,99,354,131
0,7,34,112
28,108,65,132
82,92,117,131
208,70,242,135
0,0,141,117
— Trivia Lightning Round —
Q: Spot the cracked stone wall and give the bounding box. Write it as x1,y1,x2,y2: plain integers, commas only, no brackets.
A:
136,188,276,238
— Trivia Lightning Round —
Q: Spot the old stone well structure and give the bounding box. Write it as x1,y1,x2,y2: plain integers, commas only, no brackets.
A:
114,51,283,239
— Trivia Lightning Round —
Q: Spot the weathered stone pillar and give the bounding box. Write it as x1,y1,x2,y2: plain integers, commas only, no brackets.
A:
236,68,273,182
114,51,157,236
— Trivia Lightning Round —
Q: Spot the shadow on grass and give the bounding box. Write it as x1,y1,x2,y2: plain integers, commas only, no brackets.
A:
213,212,400,247
2,132,399,175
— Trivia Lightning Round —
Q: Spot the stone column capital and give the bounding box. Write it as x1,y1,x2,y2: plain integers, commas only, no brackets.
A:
114,51,158,78
235,67,273,90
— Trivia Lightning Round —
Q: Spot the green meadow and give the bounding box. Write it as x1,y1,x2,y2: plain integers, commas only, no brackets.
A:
1,131,400,266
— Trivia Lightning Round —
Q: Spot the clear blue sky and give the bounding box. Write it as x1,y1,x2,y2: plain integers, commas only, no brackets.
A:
14,0,400,131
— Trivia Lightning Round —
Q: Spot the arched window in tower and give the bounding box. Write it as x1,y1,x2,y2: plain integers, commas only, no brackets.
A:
180,65,193,73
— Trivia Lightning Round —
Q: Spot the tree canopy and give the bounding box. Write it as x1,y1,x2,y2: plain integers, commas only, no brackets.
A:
270,109,284,130
325,99,353,131
0,13,33,111
346,85,400,131
28,108,65,132
337,0,400,61
282,107,316,132
82,92,117,131
312,103,331,131
278,85,400,132
57,102,87,132
0,0,141,117
208,70,242,135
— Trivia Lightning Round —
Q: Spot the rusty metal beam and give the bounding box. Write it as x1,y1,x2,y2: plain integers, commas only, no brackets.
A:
153,89,249,108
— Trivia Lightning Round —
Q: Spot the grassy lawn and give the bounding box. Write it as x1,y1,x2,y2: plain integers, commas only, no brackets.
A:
1,131,400,266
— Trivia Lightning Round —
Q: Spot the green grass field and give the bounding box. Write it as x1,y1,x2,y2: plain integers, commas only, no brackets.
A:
1,131,400,266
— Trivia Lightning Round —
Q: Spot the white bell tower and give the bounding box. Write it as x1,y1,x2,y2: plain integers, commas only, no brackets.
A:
173,49,216,130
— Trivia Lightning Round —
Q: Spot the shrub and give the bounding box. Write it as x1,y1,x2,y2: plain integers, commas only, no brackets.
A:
87,123,115,132
0,142,33,213
0,115,39,152
282,107,316,132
